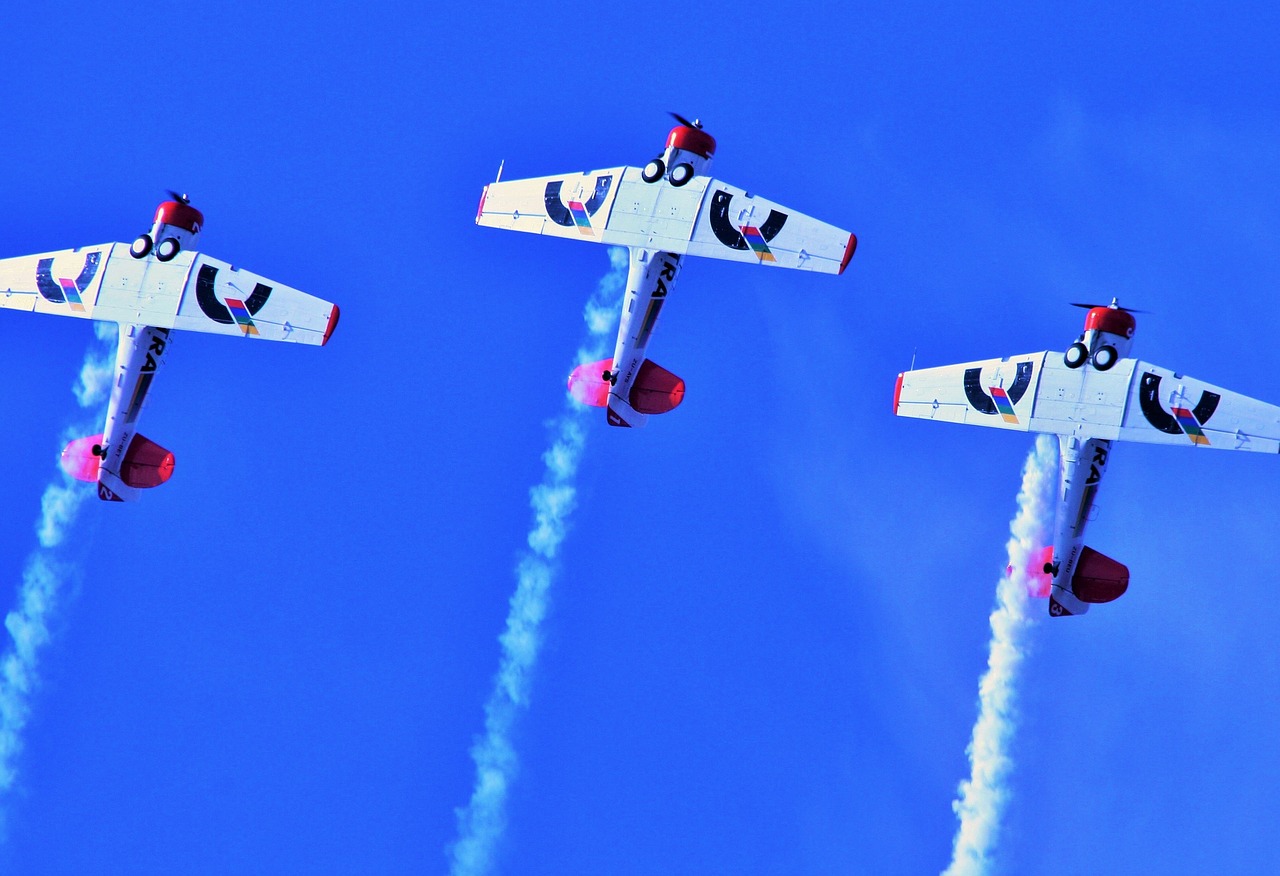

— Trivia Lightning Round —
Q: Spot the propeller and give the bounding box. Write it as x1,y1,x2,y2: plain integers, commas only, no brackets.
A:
669,111,703,130
1070,299,1149,314
166,189,191,205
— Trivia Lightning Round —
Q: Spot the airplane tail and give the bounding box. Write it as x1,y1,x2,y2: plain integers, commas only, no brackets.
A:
1071,546,1129,604
1049,546,1129,616
568,357,686,422
61,433,175,489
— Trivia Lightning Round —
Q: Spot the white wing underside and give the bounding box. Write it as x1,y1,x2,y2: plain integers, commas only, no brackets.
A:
477,166,854,274
0,244,337,344
897,352,1280,453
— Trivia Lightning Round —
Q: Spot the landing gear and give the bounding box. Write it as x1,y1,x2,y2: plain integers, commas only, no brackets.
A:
601,370,617,386
669,162,695,186
1064,342,1089,369
641,159,665,183
129,233,154,259
1091,344,1118,371
1043,560,1060,576
155,236,181,262
91,444,107,458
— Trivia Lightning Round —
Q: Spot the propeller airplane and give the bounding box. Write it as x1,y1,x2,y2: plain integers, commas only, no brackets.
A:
0,194,340,502
894,301,1280,616
476,115,857,427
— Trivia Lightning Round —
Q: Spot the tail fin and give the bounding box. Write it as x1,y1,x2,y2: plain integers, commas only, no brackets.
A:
1071,546,1129,604
61,433,175,489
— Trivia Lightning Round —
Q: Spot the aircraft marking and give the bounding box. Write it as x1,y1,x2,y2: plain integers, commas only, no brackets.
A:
709,190,786,252
963,361,1033,417
36,251,99,310
739,225,777,262
1138,372,1219,444
197,265,272,330
225,297,261,336
544,175,613,235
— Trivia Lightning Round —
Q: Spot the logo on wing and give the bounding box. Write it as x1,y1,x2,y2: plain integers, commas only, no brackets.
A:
1138,372,1219,445
964,362,1033,423
544,175,614,236
709,190,787,262
197,265,271,336
36,252,100,312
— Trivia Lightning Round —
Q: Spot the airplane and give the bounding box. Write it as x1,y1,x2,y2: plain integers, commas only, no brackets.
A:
893,301,1280,616
0,193,340,502
475,114,857,427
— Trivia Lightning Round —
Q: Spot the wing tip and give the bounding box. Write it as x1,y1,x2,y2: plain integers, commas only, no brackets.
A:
893,372,904,415
322,304,341,346
838,233,858,275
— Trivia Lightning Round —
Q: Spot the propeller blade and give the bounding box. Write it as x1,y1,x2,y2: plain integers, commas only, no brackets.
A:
166,189,190,205
669,111,700,129
1070,302,1149,314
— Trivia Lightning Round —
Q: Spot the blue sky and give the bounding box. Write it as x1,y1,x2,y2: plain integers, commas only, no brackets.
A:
3,3,1280,873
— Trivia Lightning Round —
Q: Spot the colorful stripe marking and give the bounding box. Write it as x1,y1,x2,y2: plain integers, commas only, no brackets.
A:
567,200,594,236
1171,406,1210,445
57,277,86,312
740,225,777,263
636,299,664,349
225,298,261,336
990,385,1019,423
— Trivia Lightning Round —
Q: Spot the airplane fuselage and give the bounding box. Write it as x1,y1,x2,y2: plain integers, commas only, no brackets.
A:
97,201,203,501
604,129,713,428
1044,309,1135,614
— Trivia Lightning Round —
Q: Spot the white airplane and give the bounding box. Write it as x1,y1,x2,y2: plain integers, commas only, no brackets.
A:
0,194,339,502
894,301,1280,616
475,115,857,427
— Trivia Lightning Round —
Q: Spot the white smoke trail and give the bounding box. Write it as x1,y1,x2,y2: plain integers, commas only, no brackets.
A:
450,248,628,876
943,433,1058,876
0,323,115,806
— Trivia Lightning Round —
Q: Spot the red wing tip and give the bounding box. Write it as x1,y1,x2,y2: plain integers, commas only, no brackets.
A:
476,184,490,223
838,233,858,274
322,304,341,346
892,372,904,414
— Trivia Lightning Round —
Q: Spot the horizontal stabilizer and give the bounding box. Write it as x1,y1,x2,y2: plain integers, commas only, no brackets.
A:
1072,546,1129,604
61,433,174,489
568,358,612,407
568,358,686,415
629,360,685,414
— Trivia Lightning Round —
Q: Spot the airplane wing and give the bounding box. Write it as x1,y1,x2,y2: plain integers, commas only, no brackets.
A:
896,352,1280,452
0,244,338,344
477,166,856,274
894,352,1048,432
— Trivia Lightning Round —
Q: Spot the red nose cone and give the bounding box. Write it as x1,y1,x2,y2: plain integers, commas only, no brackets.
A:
666,125,716,159
155,200,205,233
1084,306,1135,338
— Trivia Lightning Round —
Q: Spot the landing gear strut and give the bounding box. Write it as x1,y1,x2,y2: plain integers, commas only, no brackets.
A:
91,444,107,458
1043,561,1060,577
601,370,618,386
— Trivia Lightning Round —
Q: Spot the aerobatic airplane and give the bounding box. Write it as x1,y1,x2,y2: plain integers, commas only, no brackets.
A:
894,301,1280,616
475,114,857,427
0,194,339,502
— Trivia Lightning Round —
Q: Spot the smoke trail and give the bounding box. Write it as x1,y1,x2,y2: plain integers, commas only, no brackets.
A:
0,323,115,809
449,248,628,875
943,433,1058,876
